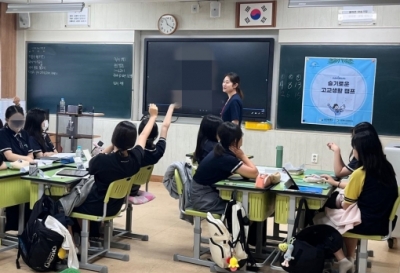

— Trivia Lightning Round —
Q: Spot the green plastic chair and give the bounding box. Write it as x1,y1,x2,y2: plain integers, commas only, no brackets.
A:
343,187,400,273
173,169,220,267
70,177,133,273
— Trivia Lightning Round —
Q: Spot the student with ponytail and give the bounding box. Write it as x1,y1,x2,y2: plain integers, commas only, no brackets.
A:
190,122,258,214
220,72,244,126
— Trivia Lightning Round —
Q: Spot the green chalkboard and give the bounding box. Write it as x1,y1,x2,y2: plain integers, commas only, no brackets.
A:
277,45,400,136
27,43,133,118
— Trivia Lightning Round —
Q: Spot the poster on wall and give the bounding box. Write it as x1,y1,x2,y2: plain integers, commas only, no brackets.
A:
301,57,376,127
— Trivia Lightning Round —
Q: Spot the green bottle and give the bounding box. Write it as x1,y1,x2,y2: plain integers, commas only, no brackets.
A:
276,145,283,168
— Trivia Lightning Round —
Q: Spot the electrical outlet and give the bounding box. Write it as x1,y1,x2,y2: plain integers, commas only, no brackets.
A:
311,154,318,164
191,3,199,13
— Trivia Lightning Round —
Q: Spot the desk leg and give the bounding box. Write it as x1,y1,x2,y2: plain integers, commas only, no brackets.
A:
287,196,296,242
38,183,45,198
18,204,25,235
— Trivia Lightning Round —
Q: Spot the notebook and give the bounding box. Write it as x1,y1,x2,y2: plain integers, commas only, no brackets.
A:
283,167,323,194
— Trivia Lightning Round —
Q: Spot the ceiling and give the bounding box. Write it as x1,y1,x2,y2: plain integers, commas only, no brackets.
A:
2,0,232,3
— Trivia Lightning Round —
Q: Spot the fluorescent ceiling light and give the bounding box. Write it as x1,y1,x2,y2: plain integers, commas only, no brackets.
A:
6,3,85,13
289,0,400,7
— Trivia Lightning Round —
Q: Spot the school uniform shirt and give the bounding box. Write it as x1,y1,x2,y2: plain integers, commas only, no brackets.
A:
129,138,166,196
141,137,166,167
74,146,144,216
197,139,218,165
193,149,243,186
0,125,33,156
221,93,243,125
345,157,358,173
344,167,398,235
29,133,56,154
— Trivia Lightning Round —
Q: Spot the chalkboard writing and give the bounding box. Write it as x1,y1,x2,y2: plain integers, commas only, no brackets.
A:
27,43,133,118
277,45,400,136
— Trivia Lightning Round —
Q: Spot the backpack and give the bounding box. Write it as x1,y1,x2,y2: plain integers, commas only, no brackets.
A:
206,191,254,271
16,191,65,272
280,198,342,273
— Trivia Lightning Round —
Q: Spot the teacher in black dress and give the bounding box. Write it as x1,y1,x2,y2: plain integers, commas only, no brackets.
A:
220,72,243,126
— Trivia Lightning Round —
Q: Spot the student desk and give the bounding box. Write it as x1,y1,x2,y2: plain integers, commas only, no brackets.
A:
269,170,334,271
185,153,254,159
215,179,275,263
0,169,30,252
21,168,82,210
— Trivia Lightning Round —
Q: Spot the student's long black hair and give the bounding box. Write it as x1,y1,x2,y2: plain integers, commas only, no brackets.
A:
348,121,380,165
138,117,158,150
0,119,3,129
214,122,243,157
24,108,47,150
193,115,223,163
225,72,244,99
5,105,24,120
351,130,396,186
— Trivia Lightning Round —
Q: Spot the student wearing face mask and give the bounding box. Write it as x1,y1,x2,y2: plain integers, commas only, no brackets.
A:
0,105,33,231
24,108,58,159
0,105,33,162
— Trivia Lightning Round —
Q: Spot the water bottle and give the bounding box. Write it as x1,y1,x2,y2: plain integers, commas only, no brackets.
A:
60,98,66,113
75,145,82,159
276,145,283,168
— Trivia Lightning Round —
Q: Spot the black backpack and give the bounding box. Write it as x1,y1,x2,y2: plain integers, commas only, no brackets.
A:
280,198,342,273
16,192,65,272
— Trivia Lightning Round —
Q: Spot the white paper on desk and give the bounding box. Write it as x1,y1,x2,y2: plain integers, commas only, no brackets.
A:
20,166,29,173
52,153,76,158
284,162,306,172
35,159,54,166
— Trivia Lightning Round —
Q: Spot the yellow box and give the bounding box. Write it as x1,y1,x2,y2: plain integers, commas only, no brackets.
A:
219,189,275,222
244,121,272,131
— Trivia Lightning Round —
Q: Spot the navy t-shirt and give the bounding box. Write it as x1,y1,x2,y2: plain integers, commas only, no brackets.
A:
141,137,166,167
0,125,33,156
196,139,218,164
193,148,243,186
30,133,56,154
221,93,243,125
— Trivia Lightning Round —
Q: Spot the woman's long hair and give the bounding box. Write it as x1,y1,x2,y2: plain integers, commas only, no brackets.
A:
24,108,47,150
225,72,244,99
193,115,223,163
351,130,396,186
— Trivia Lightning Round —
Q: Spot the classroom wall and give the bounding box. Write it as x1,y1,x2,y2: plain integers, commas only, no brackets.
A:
15,0,400,176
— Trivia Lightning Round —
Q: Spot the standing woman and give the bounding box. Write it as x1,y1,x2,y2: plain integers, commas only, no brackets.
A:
220,72,243,126
0,105,33,231
24,108,58,159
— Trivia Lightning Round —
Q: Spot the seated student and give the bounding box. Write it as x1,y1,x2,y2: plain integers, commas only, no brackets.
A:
192,115,223,165
326,122,379,182
24,108,58,159
73,104,158,220
190,122,258,214
0,105,33,231
129,103,177,204
322,130,398,264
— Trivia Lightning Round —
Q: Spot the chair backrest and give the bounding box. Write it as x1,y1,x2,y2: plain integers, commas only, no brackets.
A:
174,169,184,196
104,177,133,203
131,165,154,186
388,187,400,236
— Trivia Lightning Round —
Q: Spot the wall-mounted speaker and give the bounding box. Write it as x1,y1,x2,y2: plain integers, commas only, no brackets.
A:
210,1,221,18
18,13,30,29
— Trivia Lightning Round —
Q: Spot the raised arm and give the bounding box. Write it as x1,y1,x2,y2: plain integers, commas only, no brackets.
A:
230,146,258,179
136,104,158,149
327,142,351,177
160,104,176,139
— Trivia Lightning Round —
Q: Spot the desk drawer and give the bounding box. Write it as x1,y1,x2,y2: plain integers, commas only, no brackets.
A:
274,195,326,224
219,190,275,222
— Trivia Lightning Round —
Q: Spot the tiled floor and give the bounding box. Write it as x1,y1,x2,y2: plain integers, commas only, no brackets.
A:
1,182,399,273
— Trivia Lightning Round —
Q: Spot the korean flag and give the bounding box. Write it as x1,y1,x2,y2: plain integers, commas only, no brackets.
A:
238,2,274,27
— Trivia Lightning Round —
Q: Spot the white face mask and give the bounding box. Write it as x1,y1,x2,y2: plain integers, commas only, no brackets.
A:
42,120,49,131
